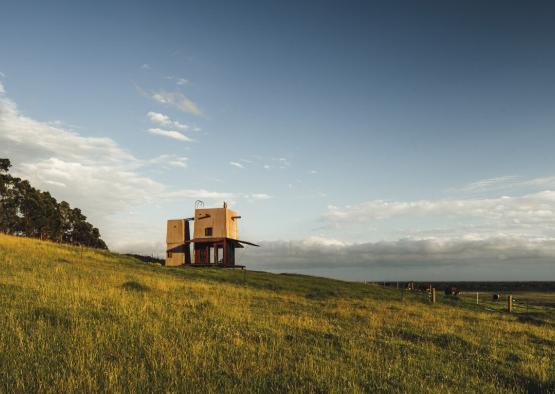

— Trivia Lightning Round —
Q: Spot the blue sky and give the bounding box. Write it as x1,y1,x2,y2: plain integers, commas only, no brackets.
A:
2,1,555,280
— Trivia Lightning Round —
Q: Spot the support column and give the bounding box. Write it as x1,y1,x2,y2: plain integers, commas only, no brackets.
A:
184,221,191,265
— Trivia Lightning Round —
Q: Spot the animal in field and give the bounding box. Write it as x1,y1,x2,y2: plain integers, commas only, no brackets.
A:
444,287,460,296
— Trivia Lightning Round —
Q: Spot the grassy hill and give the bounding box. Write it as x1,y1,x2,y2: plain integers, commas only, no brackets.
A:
0,234,554,393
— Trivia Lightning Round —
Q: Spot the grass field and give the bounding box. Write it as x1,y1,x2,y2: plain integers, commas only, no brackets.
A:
0,233,554,393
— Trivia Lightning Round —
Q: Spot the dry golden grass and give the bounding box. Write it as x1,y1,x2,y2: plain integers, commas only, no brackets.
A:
0,233,554,393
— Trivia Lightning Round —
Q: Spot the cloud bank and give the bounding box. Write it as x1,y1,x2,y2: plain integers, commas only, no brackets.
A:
325,192,555,242
242,236,555,280
326,192,555,224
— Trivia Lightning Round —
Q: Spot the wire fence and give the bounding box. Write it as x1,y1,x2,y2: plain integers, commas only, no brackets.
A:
373,282,555,321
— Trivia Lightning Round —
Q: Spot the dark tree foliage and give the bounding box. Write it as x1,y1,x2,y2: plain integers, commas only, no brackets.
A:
0,158,107,249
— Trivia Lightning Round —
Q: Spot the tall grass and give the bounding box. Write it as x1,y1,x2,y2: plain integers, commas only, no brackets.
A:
0,233,554,393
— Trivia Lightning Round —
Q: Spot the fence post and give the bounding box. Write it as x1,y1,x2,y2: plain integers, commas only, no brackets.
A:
431,288,436,304
507,295,513,313
476,292,479,305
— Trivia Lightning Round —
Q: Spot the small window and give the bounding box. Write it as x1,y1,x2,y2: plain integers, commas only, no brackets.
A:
205,227,213,236
167,252,172,258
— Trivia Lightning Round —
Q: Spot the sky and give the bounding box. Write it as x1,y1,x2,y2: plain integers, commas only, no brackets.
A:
2,1,555,280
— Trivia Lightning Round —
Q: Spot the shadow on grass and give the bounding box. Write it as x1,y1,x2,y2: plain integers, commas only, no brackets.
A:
432,332,474,351
121,281,150,292
32,307,73,328
0,283,23,295
305,287,338,300
517,313,548,326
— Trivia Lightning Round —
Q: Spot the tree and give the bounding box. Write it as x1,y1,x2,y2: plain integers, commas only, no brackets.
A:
0,158,107,249
0,159,11,173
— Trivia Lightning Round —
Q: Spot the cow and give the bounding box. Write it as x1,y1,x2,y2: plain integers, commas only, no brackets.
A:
444,287,460,296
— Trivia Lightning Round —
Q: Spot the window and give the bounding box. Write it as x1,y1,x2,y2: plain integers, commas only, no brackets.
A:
167,252,172,258
205,227,213,236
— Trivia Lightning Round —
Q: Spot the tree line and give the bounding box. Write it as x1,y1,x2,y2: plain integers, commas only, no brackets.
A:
0,158,107,249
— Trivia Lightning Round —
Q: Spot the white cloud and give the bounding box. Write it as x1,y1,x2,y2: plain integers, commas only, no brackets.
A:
309,169,317,174
147,128,193,142
147,111,170,125
176,78,188,86
163,189,235,200
453,175,521,193
17,158,164,214
229,158,254,169
151,90,201,116
302,236,349,247
326,192,555,226
141,64,151,70
450,174,555,196
229,161,244,169
276,157,291,168
147,111,188,130
222,156,290,171
249,193,272,200
324,191,555,246
44,180,67,188
0,85,135,166
168,158,188,168
147,154,189,168
164,190,273,202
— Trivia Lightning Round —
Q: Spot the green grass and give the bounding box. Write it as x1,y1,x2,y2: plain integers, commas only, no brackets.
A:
0,234,554,393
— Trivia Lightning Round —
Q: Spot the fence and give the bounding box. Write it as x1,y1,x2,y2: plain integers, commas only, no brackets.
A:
373,282,555,320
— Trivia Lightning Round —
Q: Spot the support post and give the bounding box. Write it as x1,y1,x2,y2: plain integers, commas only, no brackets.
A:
476,292,479,305
184,220,191,265
508,295,513,313
431,288,436,304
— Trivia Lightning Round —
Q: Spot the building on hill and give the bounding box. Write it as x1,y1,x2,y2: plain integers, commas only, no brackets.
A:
165,202,258,267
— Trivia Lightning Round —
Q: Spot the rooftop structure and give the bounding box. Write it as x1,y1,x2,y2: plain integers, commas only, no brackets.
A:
165,202,258,267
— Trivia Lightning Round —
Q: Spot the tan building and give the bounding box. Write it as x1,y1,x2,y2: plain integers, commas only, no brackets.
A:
165,219,191,266
165,202,257,267
193,205,239,240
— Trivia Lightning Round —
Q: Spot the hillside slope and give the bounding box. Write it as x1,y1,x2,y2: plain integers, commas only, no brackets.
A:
0,234,553,393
